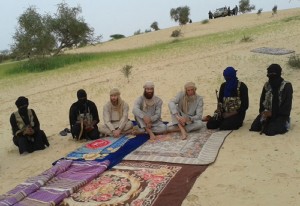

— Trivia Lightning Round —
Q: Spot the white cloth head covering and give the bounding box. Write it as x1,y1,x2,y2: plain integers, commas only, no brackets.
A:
143,81,155,89
110,88,120,96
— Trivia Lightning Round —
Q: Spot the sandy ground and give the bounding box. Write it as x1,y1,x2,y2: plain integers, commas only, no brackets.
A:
1,8,300,206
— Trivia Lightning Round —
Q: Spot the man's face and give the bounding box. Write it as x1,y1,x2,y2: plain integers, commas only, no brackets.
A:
186,87,196,96
110,95,119,105
144,88,154,99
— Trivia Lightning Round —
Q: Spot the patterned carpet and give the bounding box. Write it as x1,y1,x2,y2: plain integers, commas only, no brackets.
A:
61,160,207,206
124,128,231,165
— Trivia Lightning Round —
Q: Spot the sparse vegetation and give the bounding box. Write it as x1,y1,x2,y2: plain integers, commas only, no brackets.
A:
134,29,142,35
240,34,253,42
288,54,300,69
257,8,263,16
121,64,133,82
110,34,125,40
150,21,160,31
170,6,190,26
272,5,278,15
201,19,209,24
239,0,255,13
171,29,183,37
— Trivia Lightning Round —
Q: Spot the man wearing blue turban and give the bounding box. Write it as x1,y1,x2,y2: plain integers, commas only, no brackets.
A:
207,66,249,130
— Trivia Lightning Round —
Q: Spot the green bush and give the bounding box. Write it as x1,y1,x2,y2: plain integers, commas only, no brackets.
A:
201,19,209,24
288,54,300,69
240,34,253,42
171,29,182,37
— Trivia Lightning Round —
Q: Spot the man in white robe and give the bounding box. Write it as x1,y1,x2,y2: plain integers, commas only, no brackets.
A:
168,82,204,139
132,81,167,140
99,88,133,138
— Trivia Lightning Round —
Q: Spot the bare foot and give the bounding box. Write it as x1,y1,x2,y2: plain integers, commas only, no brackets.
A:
149,133,157,140
181,133,188,140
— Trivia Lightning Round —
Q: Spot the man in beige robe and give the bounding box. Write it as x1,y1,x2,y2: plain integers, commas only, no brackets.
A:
132,81,167,140
99,88,133,138
168,82,204,139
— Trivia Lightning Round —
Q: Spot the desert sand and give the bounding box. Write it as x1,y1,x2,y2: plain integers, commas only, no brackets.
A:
1,8,300,206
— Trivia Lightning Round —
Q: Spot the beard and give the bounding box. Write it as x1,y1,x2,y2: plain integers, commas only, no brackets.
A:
144,90,154,99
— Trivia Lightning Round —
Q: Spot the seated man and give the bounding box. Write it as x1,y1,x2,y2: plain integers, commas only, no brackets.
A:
10,96,49,155
99,88,133,138
69,89,100,140
132,81,167,140
207,66,249,130
250,64,293,136
168,82,204,140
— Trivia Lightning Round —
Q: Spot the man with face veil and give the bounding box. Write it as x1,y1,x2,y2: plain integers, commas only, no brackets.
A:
99,88,133,138
168,82,204,140
10,96,49,155
132,81,167,140
69,89,100,140
206,66,249,130
250,64,293,136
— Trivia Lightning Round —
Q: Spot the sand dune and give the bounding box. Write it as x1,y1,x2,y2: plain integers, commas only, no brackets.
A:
0,8,300,206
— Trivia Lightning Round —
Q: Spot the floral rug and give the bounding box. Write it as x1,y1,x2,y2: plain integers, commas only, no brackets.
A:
124,128,231,165
61,161,207,206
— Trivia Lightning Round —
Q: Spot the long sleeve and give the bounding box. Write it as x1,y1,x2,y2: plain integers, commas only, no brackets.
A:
119,102,130,130
150,97,163,122
277,83,293,117
132,96,145,119
237,82,249,113
190,96,203,122
168,92,183,115
89,101,100,124
103,103,115,131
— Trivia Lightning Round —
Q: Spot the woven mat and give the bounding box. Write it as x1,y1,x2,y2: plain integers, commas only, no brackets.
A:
124,128,231,165
251,47,295,55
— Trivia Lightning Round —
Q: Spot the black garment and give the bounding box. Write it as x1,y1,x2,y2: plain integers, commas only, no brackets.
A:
207,81,249,130
250,81,293,136
69,99,100,140
10,109,49,154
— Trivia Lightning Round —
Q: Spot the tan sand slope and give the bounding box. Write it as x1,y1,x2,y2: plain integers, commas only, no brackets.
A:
0,8,300,206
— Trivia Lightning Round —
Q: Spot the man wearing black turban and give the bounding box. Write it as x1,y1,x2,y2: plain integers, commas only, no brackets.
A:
10,96,50,155
69,89,100,140
250,64,293,136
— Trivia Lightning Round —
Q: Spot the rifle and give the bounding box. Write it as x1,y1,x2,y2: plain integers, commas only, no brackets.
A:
213,90,223,120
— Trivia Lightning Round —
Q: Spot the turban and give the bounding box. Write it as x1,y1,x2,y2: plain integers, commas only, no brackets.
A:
143,81,155,89
184,82,197,90
267,64,282,77
77,89,87,99
223,66,237,78
110,88,120,95
15,96,29,108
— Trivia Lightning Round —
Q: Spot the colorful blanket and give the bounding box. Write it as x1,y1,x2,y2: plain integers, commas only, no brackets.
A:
124,128,231,165
66,135,136,160
61,161,207,206
0,160,109,206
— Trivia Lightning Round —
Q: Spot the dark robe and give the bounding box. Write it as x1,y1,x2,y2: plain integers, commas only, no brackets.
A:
250,81,293,136
10,109,49,154
207,81,249,130
69,100,100,140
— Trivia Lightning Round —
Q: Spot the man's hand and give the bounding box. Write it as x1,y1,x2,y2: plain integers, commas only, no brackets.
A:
176,114,190,126
222,111,238,119
112,129,121,138
261,110,272,119
23,127,34,136
143,116,152,128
